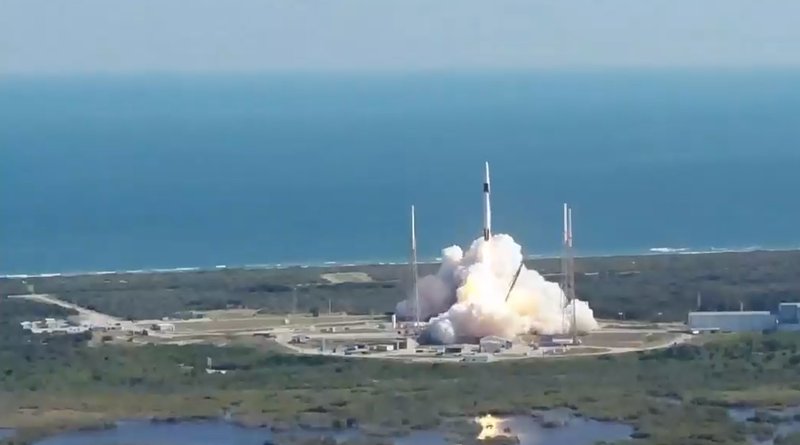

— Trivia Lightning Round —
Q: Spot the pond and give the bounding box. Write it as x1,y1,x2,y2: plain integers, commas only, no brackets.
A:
728,406,800,445
478,410,633,445
29,411,633,445
0,428,15,441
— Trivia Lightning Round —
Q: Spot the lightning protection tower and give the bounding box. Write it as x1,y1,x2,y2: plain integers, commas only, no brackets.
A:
410,205,421,326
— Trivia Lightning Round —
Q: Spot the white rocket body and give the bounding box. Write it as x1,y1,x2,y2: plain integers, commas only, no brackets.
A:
483,162,492,241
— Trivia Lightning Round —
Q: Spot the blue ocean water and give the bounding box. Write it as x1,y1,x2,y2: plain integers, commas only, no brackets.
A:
1,71,799,275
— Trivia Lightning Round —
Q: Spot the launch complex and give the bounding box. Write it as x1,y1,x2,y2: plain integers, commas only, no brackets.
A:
6,162,691,363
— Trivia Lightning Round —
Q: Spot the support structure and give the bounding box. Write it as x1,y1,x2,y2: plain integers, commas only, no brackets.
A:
411,205,421,325
561,203,578,344
569,207,577,345
504,260,524,302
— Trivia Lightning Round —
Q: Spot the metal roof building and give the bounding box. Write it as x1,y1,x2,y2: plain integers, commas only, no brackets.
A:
688,311,777,333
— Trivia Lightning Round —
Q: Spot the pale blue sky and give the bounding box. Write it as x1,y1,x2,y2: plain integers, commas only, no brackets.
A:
2,0,800,74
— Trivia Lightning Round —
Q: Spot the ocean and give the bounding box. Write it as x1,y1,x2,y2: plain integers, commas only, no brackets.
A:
1,70,799,275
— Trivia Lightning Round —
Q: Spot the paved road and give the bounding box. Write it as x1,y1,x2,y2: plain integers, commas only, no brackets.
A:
272,329,693,363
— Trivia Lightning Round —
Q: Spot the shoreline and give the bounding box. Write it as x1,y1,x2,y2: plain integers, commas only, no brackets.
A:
2,245,798,280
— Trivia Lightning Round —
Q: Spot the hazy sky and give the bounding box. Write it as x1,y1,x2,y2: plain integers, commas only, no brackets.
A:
2,0,800,74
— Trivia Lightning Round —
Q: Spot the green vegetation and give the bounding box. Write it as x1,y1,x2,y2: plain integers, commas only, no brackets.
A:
3,250,800,322
778,432,800,445
0,298,78,348
3,289,800,445
0,268,403,320
569,250,800,321
3,250,800,444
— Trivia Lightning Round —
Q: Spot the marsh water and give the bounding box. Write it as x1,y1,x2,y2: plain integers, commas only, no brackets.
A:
479,412,632,445
0,429,15,441
29,412,633,445
728,406,800,445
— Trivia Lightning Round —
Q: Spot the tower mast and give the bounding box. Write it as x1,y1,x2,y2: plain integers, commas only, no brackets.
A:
411,205,420,325
561,203,569,334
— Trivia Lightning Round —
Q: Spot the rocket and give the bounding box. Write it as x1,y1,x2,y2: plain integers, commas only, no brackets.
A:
563,202,574,248
482,162,492,241
411,204,417,253
563,203,574,248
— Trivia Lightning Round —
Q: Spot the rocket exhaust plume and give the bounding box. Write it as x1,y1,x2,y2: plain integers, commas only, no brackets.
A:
395,165,598,344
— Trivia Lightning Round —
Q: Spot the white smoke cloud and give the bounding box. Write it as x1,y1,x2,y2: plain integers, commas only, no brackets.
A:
396,234,599,344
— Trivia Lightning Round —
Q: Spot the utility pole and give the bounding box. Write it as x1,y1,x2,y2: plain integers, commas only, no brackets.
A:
328,298,332,315
292,286,297,315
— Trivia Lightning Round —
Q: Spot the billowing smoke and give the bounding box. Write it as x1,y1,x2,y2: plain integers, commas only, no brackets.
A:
396,234,598,344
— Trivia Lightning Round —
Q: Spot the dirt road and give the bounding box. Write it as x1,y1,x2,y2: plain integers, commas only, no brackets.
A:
7,294,132,329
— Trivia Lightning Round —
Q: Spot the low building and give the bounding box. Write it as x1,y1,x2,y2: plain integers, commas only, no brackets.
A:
778,303,800,324
394,337,418,351
540,346,567,355
290,335,309,344
157,323,176,332
479,336,512,353
539,335,577,347
444,345,464,354
372,344,395,352
21,318,89,335
688,311,777,333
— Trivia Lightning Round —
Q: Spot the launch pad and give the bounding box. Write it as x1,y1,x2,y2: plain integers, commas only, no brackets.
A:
120,309,686,362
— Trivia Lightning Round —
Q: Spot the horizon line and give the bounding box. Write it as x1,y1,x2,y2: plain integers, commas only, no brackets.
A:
5,65,800,80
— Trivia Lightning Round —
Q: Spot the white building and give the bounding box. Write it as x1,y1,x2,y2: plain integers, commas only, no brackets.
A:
290,335,309,344
688,311,777,333
479,336,512,353
156,323,176,332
